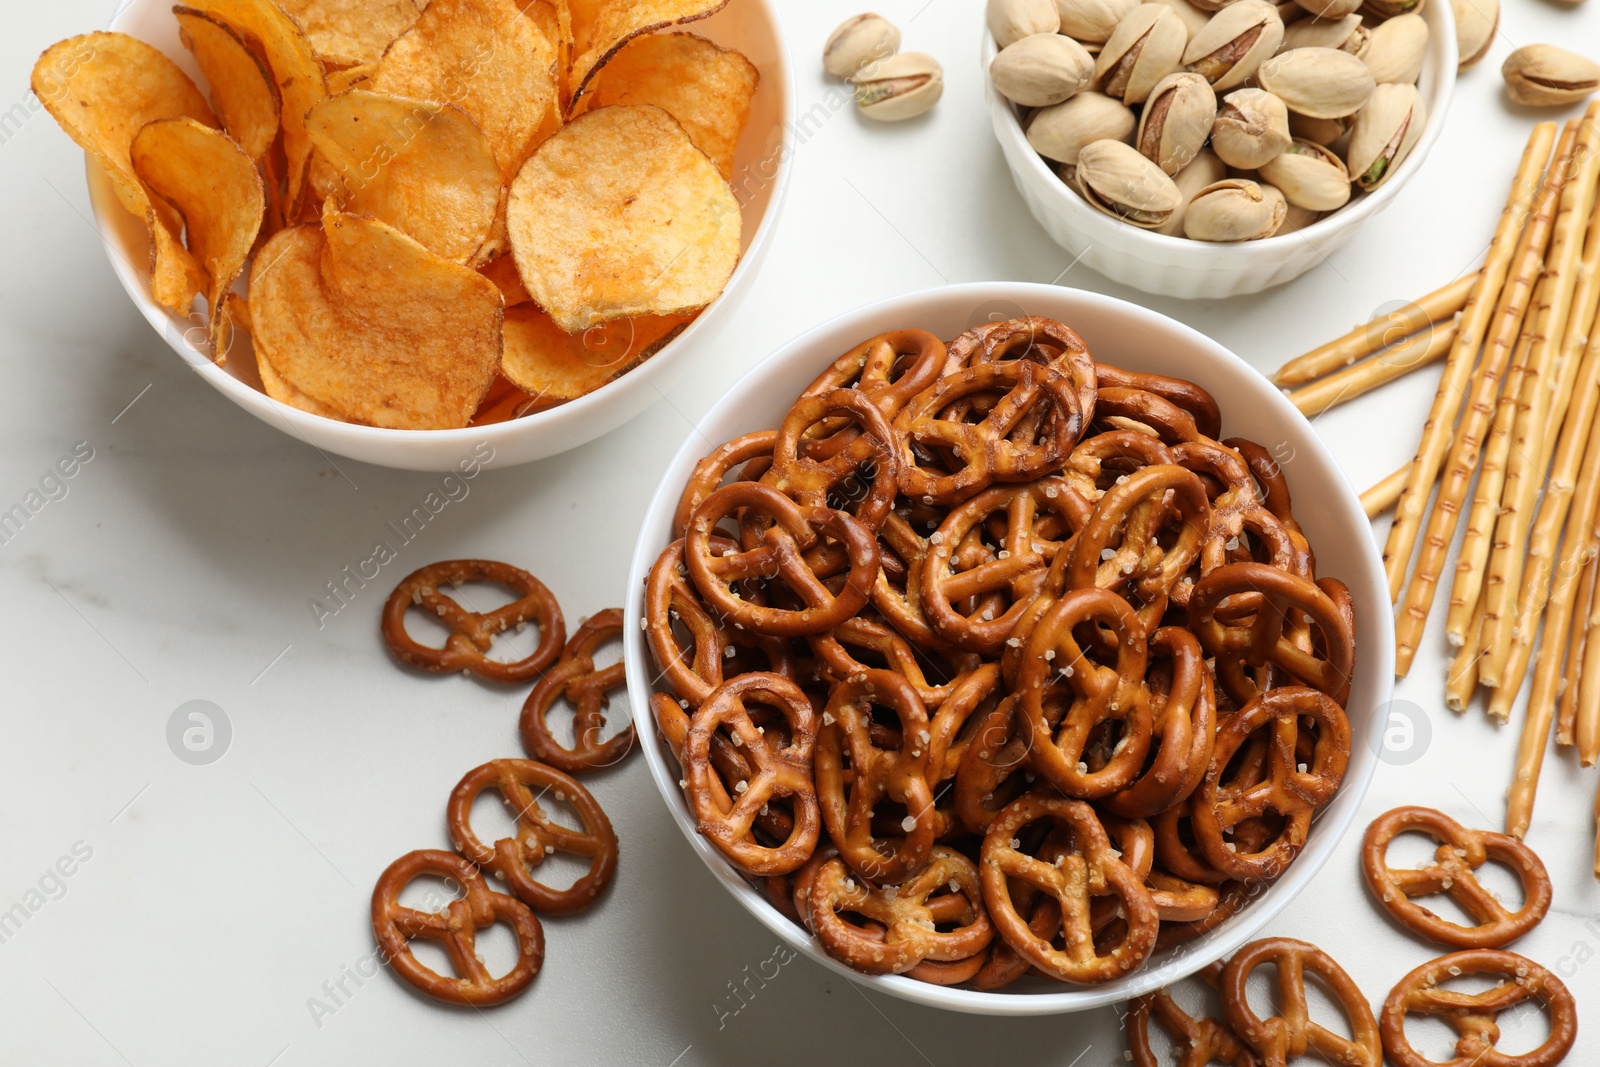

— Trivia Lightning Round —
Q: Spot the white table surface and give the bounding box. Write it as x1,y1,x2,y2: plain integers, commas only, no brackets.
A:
3,1,1599,1063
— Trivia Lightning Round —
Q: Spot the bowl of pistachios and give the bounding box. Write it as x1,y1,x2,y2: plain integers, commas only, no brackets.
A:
983,0,1455,299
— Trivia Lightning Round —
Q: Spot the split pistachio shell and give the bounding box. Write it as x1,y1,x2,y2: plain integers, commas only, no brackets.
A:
1183,177,1285,240
823,14,902,79
1057,0,1142,42
991,33,1097,105
1156,146,1226,234
1289,111,1348,144
1152,0,1214,35
1183,1,1287,91
1280,14,1368,55
1451,0,1498,70
1210,87,1293,169
1502,45,1600,108
1293,0,1364,16
1027,90,1138,162
1077,138,1183,225
1095,4,1189,103
1259,182,1290,228
1361,0,1425,17
1137,72,1218,173
855,52,945,120
989,0,1062,47
1259,138,1352,209
1363,13,1427,84
1256,46,1376,118
1345,81,1424,189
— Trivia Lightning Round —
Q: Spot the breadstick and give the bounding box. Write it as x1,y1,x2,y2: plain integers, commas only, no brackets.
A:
1384,124,1558,601
1288,319,1459,417
1445,600,1486,713
1362,465,1410,521
1579,531,1600,762
1559,545,1598,748
1274,272,1480,385
1592,775,1600,878
1394,125,1571,677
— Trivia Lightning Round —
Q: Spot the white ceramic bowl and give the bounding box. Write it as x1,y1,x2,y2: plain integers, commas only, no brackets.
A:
623,282,1394,1014
984,10,1456,300
89,0,794,471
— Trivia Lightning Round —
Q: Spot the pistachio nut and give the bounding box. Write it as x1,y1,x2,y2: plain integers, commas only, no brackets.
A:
1076,138,1184,226
1361,0,1425,17
991,33,1097,105
823,14,902,79
1183,178,1285,239
1292,0,1365,17
1258,137,1352,209
1345,81,1425,189
1057,0,1142,42
1256,46,1376,117
1137,72,1218,173
1502,45,1600,107
988,0,1061,48
1260,181,1291,227
1363,13,1427,83
1451,0,1498,70
1289,111,1349,145
1280,13,1368,55
1095,4,1189,103
1183,1,1287,91
855,52,945,120
1152,0,1214,35
1156,146,1227,234
1210,87,1293,169
1028,90,1138,162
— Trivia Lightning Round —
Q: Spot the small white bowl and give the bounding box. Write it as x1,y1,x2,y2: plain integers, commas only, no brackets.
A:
623,282,1394,1015
983,9,1456,300
90,0,794,471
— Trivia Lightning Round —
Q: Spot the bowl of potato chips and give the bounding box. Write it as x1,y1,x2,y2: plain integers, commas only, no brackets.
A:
46,0,791,470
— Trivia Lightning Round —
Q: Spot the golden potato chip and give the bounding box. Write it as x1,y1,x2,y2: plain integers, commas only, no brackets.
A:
174,7,280,162
248,211,503,429
306,90,502,265
372,0,559,179
146,198,206,315
258,348,350,419
470,373,535,424
565,0,728,108
132,117,265,357
479,253,531,306
507,104,740,333
326,62,377,94
500,304,692,399
31,33,216,220
579,32,755,180
275,0,424,68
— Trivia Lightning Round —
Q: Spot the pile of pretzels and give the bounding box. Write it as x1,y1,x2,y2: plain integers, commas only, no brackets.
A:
643,315,1358,987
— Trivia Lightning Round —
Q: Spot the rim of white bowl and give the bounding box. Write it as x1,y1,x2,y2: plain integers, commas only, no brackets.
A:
623,281,1395,1015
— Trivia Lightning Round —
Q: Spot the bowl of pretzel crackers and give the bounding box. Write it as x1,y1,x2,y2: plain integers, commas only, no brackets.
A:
624,282,1393,1013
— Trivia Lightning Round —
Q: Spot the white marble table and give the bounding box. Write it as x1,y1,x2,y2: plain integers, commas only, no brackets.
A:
2,1,1597,1063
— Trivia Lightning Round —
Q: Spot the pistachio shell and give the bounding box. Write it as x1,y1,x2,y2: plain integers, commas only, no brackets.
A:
1259,181,1291,231
1156,146,1226,234
1210,87,1293,169
1451,0,1498,70
992,33,1097,105
823,14,901,79
1137,72,1218,173
989,0,1062,48
1189,0,1245,11
1152,0,1214,35
1361,0,1425,17
1096,4,1189,103
1279,14,1367,55
1027,90,1138,162
1363,13,1427,83
1183,178,1283,240
1057,0,1142,42
1256,46,1376,118
1502,45,1600,107
1077,138,1183,225
1345,81,1424,189
1259,138,1352,209
1183,1,1287,91
855,52,945,120
1276,199,1323,233
1289,111,1348,144
1293,0,1364,16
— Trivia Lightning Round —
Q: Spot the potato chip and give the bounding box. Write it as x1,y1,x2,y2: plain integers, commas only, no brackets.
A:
470,373,536,424
578,32,755,180
146,199,207,315
174,7,280,162
258,347,350,419
326,62,377,94
306,90,502,265
479,253,531,306
132,117,266,356
507,104,740,333
248,211,503,429
31,33,216,220
372,0,559,179
500,304,691,399
275,0,424,68
565,0,728,108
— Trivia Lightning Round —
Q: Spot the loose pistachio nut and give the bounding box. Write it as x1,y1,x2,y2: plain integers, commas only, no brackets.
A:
1292,0,1365,17
1345,81,1425,189
1076,138,1183,226
1156,146,1227,234
1502,45,1600,108
1027,90,1138,162
1362,0,1425,17
855,52,945,120
1289,111,1348,145
1057,0,1142,42
1363,13,1427,84
1259,138,1352,209
823,14,902,79
1137,72,1218,174
1257,47,1376,118
991,33,1097,105
1280,13,1368,55
1183,178,1285,240
1183,1,1287,91
1451,0,1498,70
1210,87,1293,169
1095,4,1189,104
989,0,1062,48
1151,0,1213,35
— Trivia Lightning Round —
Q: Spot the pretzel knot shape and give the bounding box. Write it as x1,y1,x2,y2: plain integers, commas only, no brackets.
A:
1171,438,1307,582
1360,806,1552,949
893,359,1086,505
684,672,821,876
1379,950,1577,1067
371,849,545,1006
808,847,993,975
1190,687,1350,881
1096,361,1222,440
1063,429,1175,502
1095,387,1202,444
446,759,619,915
1188,562,1355,706
815,668,937,884
685,482,880,637
1221,937,1382,1067
520,610,636,773
979,792,1158,983
944,316,1098,422
765,388,900,533
381,560,566,683
801,328,948,419
673,430,776,537
1106,626,1216,820
1128,964,1259,1067
1013,587,1154,798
